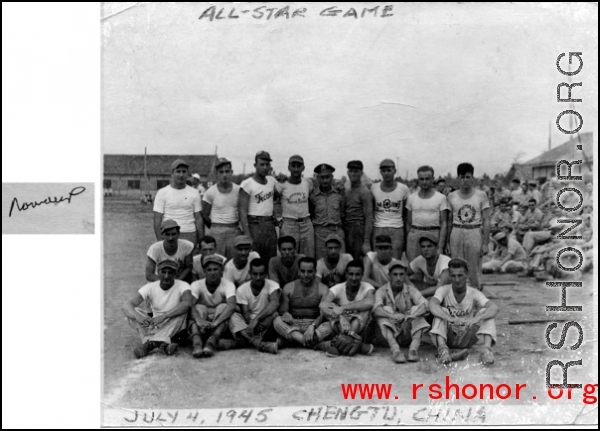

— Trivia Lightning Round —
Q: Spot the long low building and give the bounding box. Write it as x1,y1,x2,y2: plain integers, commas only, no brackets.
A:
104,154,218,197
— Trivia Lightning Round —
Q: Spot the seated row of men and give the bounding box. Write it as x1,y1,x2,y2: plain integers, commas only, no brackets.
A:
124,221,498,365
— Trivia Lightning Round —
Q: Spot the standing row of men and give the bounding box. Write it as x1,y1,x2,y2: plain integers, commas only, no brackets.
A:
153,153,491,289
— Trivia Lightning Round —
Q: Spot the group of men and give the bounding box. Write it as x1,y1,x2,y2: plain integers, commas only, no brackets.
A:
122,153,521,366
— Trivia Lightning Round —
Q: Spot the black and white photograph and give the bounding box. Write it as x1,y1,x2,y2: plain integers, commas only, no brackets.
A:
107,1,596,426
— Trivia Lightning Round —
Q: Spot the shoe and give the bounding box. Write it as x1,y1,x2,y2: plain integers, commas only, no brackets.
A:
407,349,419,362
191,335,204,358
392,349,406,364
203,337,216,358
162,343,178,356
325,345,340,357
217,339,240,350
437,347,452,365
360,343,374,356
259,342,278,354
480,347,495,365
314,341,330,352
133,341,156,359
450,348,469,362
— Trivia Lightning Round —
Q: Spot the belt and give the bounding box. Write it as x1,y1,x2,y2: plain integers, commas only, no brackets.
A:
210,222,239,228
453,224,482,229
412,226,440,231
248,215,274,222
283,216,310,223
315,224,341,229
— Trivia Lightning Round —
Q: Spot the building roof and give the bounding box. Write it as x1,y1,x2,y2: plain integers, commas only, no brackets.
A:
521,132,593,167
104,154,218,176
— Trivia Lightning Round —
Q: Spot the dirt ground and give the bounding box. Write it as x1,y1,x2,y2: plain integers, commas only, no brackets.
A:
103,200,597,410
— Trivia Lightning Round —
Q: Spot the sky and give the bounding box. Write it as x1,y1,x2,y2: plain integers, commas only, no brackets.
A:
101,2,598,181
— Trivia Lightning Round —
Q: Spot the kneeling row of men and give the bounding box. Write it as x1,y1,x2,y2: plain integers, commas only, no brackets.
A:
123,254,498,365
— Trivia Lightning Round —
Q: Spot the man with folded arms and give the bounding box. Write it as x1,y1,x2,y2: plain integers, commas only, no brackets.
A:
409,233,451,297
223,235,260,288
429,258,498,365
269,236,304,287
188,255,237,358
273,257,332,347
240,151,278,266
446,162,491,290
482,231,527,274
122,260,194,359
343,160,374,260
363,235,402,288
153,159,203,247
319,260,375,357
373,261,430,363
276,155,315,257
146,219,194,282
515,198,544,239
405,165,449,263
229,258,281,354
371,159,411,260
310,163,346,260
316,234,354,288
202,157,242,260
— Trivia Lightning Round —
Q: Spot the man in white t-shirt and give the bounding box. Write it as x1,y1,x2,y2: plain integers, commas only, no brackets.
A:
275,155,315,257
371,159,410,260
202,158,242,260
373,261,430,363
446,163,491,290
406,165,449,262
223,235,260,288
316,234,354,288
319,260,375,357
153,159,204,247
363,235,402,288
429,258,498,365
188,255,237,358
122,260,194,359
409,232,451,297
191,236,226,281
229,258,281,354
240,151,278,266
146,219,194,282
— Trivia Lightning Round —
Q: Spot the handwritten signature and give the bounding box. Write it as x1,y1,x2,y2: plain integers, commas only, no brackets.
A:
9,186,86,217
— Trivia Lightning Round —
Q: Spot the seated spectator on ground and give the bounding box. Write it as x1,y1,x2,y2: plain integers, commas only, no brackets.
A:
516,199,544,240
223,235,260,287
489,199,512,234
122,260,194,359
482,231,527,274
373,261,430,363
522,217,564,253
316,234,354,288
409,232,451,297
362,235,402,288
188,255,237,358
428,258,499,366
192,236,226,280
318,260,375,357
273,257,333,348
269,236,304,287
146,219,194,283
229,259,281,354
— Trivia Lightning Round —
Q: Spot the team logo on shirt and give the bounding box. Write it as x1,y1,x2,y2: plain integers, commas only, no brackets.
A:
376,199,401,212
457,204,476,224
255,190,274,204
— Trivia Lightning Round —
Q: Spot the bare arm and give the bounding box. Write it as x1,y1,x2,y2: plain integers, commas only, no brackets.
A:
438,209,448,254
481,207,491,255
239,189,251,238
464,300,499,326
341,290,375,313
145,257,160,282
361,255,382,288
446,210,453,255
278,284,293,323
428,297,458,323
153,212,164,241
176,252,193,281
194,211,204,244
212,296,237,328
361,188,374,253
122,292,148,323
253,289,281,324
201,201,212,229
156,290,193,321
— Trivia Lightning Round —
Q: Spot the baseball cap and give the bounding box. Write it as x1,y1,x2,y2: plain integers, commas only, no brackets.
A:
324,233,342,245
157,260,179,272
374,235,392,247
160,219,180,233
192,173,201,180
314,163,335,174
493,232,507,241
202,254,225,268
215,157,232,169
347,160,364,170
389,261,408,272
289,155,304,165
528,181,538,187
234,235,253,247
418,232,439,245
255,151,272,162
379,159,395,169
170,159,189,171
